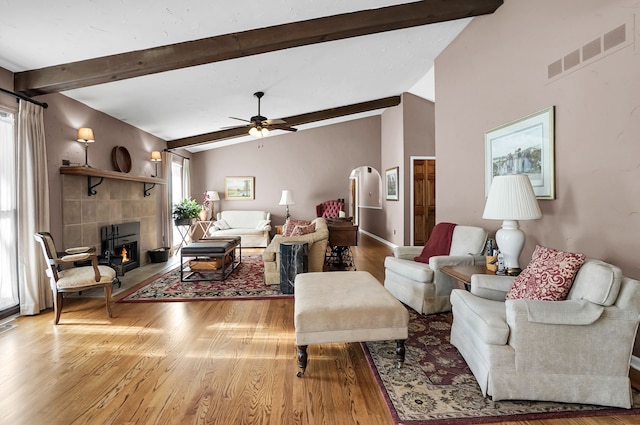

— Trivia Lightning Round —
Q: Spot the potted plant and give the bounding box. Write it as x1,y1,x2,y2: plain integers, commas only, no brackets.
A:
173,198,202,226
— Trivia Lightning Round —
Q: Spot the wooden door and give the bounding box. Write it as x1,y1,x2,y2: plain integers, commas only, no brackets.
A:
413,159,436,245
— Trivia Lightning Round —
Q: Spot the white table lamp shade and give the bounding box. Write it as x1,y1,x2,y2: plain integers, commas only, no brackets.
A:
483,174,542,273
279,190,295,206
483,174,541,220
207,190,220,201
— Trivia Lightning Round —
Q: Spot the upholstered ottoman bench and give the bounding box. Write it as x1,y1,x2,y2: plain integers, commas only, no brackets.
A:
294,271,409,377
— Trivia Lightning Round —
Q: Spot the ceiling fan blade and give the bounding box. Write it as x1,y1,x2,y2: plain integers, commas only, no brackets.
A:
264,118,286,125
220,124,249,130
229,116,250,123
269,124,298,132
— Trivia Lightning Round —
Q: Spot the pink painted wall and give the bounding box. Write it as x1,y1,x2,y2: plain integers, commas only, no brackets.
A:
381,92,435,245
0,68,17,112
189,116,382,231
435,0,640,277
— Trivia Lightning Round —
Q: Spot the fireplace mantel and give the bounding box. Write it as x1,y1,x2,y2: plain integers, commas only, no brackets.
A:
60,166,165,197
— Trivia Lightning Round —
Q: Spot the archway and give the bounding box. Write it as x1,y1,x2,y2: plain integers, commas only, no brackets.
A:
349,165,382,225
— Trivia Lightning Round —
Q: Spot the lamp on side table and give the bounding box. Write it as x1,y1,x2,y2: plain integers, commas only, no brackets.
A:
482,174,542,276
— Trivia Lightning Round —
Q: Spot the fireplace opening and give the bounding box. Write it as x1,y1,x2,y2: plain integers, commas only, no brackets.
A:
101,222,140,273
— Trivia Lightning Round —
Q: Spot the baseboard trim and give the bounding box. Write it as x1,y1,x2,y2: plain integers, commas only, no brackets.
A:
359,229,396,249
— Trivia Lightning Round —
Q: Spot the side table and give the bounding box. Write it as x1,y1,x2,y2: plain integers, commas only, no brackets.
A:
440,265,495,290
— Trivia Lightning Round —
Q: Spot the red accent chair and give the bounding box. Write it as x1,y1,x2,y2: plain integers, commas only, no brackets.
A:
316,200,344,218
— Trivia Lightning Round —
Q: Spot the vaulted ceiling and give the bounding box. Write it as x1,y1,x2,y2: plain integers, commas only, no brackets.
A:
2,0,502,151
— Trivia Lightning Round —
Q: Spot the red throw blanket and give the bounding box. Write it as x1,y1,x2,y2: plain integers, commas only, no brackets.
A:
414,222,457,263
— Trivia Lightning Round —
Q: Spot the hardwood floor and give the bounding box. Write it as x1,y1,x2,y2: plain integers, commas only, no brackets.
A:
0,233,637,425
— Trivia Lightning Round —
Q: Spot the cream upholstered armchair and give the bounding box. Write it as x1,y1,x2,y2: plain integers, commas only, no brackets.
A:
450,257,640,408
384,225,487,315
34,232,116,324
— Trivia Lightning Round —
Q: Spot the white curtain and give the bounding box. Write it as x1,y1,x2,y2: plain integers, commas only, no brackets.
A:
162,151,174,255
17,101,51,315
182,157,190,200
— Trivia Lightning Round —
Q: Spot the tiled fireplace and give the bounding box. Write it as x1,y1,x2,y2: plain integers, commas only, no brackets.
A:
61,175,161,266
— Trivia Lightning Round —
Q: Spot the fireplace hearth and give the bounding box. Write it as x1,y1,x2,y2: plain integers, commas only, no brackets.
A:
101,222,140,273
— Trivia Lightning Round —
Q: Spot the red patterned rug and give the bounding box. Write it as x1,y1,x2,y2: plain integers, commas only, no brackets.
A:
363,310,640,424
119,255,290,302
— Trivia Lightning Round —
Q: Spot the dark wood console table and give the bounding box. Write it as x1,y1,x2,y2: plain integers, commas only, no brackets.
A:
327,221,358,247
326,219,358,270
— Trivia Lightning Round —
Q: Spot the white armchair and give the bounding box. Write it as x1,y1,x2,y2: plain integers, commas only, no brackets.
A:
450,258,640,408
384,225,487,314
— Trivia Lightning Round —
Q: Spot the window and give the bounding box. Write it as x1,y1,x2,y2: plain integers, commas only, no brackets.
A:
0,110,18,316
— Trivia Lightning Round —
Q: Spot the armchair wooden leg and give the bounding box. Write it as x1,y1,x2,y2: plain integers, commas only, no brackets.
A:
53,291,63,325
296,345,308,377
104,283,113,318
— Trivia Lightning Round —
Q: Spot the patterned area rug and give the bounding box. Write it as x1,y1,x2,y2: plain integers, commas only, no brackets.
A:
363,310,640,425
119,255,289,302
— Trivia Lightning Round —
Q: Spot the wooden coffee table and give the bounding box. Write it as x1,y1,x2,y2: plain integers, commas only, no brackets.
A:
180,237,241,282
440,265,495,290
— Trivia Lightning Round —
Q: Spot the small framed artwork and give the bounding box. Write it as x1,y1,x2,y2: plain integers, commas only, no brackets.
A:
485,106,555,199
385,167,399,201
224,176,255,200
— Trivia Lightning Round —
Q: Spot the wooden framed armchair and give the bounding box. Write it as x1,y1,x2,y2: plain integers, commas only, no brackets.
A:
34,232,116,324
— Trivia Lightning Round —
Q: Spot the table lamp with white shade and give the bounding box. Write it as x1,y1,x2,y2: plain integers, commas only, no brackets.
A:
279,190,295,219
482,174,542,275
205,190,220,220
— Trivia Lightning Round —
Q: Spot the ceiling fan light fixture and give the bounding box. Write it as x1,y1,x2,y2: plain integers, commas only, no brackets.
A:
249,126,269,138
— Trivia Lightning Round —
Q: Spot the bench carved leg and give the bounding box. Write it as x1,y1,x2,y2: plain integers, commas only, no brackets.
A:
396,340,406,368
296,345,308,377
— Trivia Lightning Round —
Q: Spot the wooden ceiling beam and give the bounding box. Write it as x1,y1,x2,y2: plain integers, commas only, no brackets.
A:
15,0,502,96
166,96,401,149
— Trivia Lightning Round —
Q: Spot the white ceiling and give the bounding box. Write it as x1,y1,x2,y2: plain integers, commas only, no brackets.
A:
0,1,471,151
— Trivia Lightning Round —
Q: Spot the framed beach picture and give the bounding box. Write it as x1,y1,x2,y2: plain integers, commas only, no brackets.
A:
224,176,255,200
485,106,555,199
385,167,399,201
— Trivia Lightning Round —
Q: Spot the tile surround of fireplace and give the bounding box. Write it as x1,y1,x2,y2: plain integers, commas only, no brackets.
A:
61,175,161,266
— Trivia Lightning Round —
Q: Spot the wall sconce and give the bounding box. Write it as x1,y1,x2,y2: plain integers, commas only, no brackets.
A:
77,127,95,167
150,151,162,177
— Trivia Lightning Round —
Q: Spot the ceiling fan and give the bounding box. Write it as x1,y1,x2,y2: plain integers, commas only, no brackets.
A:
228,91,298,137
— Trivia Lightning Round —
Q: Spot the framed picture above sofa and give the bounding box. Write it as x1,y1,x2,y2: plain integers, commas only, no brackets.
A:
225,176,255,200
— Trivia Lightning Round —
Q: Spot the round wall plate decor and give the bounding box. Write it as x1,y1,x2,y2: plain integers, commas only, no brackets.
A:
112,146,132,173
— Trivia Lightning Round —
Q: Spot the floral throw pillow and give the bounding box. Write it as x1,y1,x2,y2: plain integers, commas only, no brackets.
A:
290,223,316,237
283,218,311,237
505,245,586,301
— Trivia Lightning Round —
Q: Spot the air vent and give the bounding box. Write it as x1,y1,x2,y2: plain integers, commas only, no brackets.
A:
547,22,631,81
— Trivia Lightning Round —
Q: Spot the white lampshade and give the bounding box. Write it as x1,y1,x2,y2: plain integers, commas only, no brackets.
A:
279,190,295,219
483,174,542,220
77,127,94,143
207,190,220,201
483,174,542,275
279,190,295,206
150,151,162,162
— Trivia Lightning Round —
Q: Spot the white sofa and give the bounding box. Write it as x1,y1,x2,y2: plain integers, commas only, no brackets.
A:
450,258,640,408
208,210,271,248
